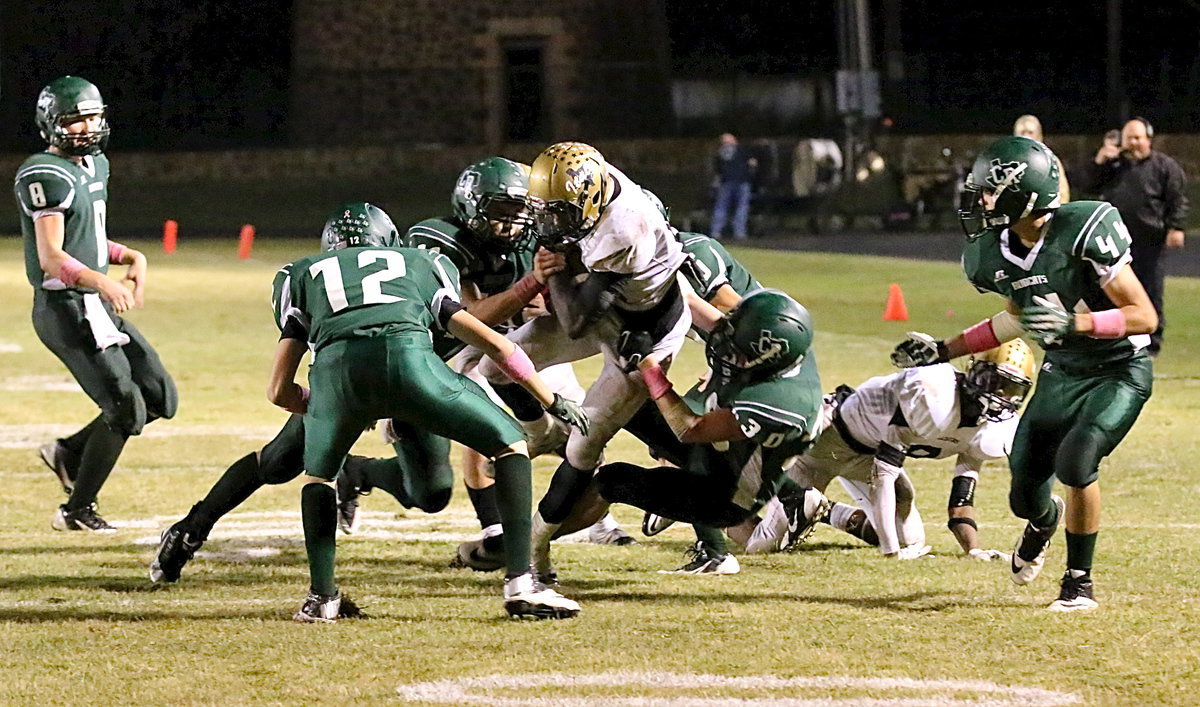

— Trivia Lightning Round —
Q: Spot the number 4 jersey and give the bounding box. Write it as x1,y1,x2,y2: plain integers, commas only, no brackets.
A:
15,152,111,289
272,246,462,351
962,200,1150,366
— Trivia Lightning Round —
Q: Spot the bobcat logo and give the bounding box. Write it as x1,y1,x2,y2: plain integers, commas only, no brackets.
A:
454,170,481,204
986,159,1027,192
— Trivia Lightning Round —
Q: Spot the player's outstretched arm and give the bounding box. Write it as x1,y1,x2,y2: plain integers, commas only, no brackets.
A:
447,309,588,434
636,356,743,444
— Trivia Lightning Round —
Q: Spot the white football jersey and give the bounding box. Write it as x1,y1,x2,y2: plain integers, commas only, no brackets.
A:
577,165,686,311
837,364,1016,471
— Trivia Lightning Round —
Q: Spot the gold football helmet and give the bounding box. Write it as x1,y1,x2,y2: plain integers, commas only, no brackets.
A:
528,142,613,251
965,338,1036,421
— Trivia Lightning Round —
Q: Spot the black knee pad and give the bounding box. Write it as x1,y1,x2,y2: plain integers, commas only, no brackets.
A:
1008,485,1046,521
948,475,977,508
538,459,596,523
149,375,179,420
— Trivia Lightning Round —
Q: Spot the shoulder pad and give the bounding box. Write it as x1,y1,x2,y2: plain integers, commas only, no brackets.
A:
15,159,77,213
403,218,472,269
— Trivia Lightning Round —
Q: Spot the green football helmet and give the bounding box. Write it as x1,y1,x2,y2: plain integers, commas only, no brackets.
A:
321,202,399,251
958,136,1061,239
36,76,110,157
706,288,813,385
451,157,534,253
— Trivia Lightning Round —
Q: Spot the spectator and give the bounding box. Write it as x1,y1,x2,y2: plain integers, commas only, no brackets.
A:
710,133,757,241
1013,114,1071,202
1078,117,1189,357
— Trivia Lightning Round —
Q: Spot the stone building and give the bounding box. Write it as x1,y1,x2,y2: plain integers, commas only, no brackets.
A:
289,0,673,149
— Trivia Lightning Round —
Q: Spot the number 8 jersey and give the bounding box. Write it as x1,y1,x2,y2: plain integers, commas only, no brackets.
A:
15,152,110,289
962,200,1151,367
272,246,462,351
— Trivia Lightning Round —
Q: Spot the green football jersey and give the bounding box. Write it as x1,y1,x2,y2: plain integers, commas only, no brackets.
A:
962,200,1148,367
272,246,461,351
678,232,761,300
14,152,111,289
402,217,534,298
690,352,823,512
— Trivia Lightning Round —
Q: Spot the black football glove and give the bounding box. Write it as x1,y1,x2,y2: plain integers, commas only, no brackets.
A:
545,394,589,436
617,329,655,373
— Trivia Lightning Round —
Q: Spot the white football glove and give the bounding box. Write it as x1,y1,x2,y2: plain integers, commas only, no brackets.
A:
896,543,932,560
890,332,947,368
967,548,1011,562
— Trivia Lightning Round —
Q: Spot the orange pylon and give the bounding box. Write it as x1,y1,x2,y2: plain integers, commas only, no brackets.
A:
883,283,909,321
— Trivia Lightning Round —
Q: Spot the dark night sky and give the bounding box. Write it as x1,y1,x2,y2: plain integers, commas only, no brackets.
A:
3,0,1199,149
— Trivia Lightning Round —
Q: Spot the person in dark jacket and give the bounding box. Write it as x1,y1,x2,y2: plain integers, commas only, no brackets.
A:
1078,117,1189,356
710,133,758,241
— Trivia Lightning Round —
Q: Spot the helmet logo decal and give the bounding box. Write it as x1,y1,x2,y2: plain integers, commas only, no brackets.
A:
564,164,595,200
750,329,788,362
37,91,55,118
986,159,1027,195
454,170,481,203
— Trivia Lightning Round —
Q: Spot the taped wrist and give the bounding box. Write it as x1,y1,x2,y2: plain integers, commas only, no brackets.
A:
640,362,673,400
947,517,978,531
511,272,541,302
108,241,127,264
1089,308,1127,338
58,257,87,286
494,346,535,384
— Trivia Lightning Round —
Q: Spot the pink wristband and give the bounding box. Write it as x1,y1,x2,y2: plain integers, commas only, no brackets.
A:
962,319,1001,353
641,363,673,400
108,242,127,264
1089,309,1127,338
495,346,536,383
511,273,541,302
300,386,310,403
58,257,87,286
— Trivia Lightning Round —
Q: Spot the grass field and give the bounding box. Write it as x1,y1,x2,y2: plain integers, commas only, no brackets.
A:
1,237,1198,706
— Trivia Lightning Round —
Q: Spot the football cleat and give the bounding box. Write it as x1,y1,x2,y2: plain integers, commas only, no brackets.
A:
293,591,363,623
778,486,831,552
335,458,369,535
503,572,580,619
895,543,933,560
641,512,675,537
660,541,740,575
1047,572,1098,613
52,503,115,533
1011,495,1065,586
38,441,77,495
449,538,505,572
150,520,206,583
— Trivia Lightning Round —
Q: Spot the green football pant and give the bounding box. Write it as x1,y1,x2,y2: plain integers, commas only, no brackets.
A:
303,334,524,482
32,289,177,436
1008,354,1152,521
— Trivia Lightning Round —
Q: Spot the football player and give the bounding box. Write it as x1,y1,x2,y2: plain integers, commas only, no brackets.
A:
891,136,1157,611
736,339,1034,561
543,289,823,573
16,76,177,531
393,156,633,571
148,164,570,582
269,202,587,621
474,143,695,584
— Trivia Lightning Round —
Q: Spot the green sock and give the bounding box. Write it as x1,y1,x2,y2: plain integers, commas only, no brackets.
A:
492,453,533,576
695,524,727,554
189,453,264,535
1065,530,1098,574
67,421,127,510
301,484,338,596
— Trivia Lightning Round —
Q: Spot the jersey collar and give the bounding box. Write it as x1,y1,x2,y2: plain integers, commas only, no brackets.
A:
999,228,1045,271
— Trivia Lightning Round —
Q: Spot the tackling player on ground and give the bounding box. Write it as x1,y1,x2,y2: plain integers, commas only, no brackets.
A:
891,136,1156,611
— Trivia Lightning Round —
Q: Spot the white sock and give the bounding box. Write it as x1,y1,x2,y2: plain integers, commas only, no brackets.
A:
591,513,619,531
828,502,858,531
